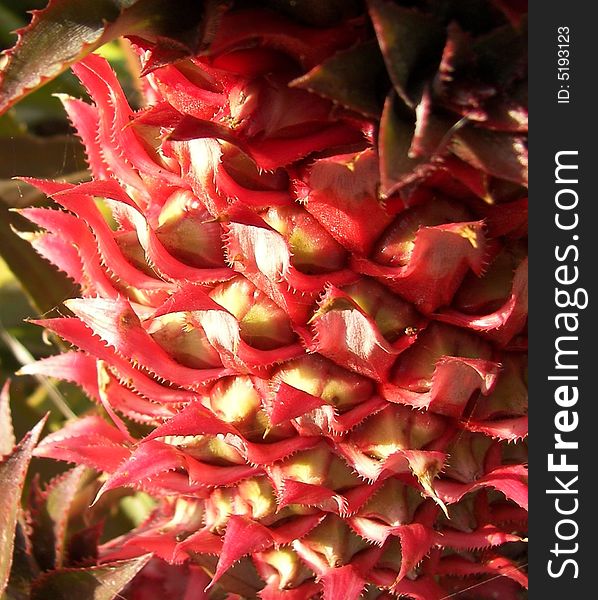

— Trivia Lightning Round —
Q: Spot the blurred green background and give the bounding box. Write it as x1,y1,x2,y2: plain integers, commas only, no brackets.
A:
0,0,153,536
0,0,141,433
1,0,87,442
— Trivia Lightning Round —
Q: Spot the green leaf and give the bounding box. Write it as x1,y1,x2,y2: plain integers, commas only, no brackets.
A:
0,0,122,115
29,554,152,600
368,0,444,109
0,415,47,597
0,0,219,116
291,40,387,118
30,466,88,570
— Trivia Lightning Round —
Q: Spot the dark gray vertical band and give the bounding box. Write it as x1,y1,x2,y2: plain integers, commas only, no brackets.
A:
530,3,596,595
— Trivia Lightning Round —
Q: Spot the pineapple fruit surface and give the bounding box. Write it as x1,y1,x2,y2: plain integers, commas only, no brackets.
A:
3,1,528,598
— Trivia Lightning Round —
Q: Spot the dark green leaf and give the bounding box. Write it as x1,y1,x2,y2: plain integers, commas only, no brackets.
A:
0,415,47,597
491,0,528,27
291,40,386,118
368,0,444,109
193,555,266,599
452,126,528,186
430,0,511,35
432,21,472,99
472,17,527,89
378,92,428,197
0,0,219,115
0,0,123,115
117,0,221,52
410,90,456,158
29,554,152,600
264,0,361,26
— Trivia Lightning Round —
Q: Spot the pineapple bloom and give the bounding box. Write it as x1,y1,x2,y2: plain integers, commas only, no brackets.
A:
17,2,527,598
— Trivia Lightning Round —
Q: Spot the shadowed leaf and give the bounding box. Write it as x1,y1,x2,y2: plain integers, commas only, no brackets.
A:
30,466,89,570
66,521,104,567
3,517,39,600
0,415,47,597
472,18,527,89
265,0,361,26
29,554,152,600
368,0,444,108
452,127,528,186
291,40,386,117
193,555,266,598
378,93,424,197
